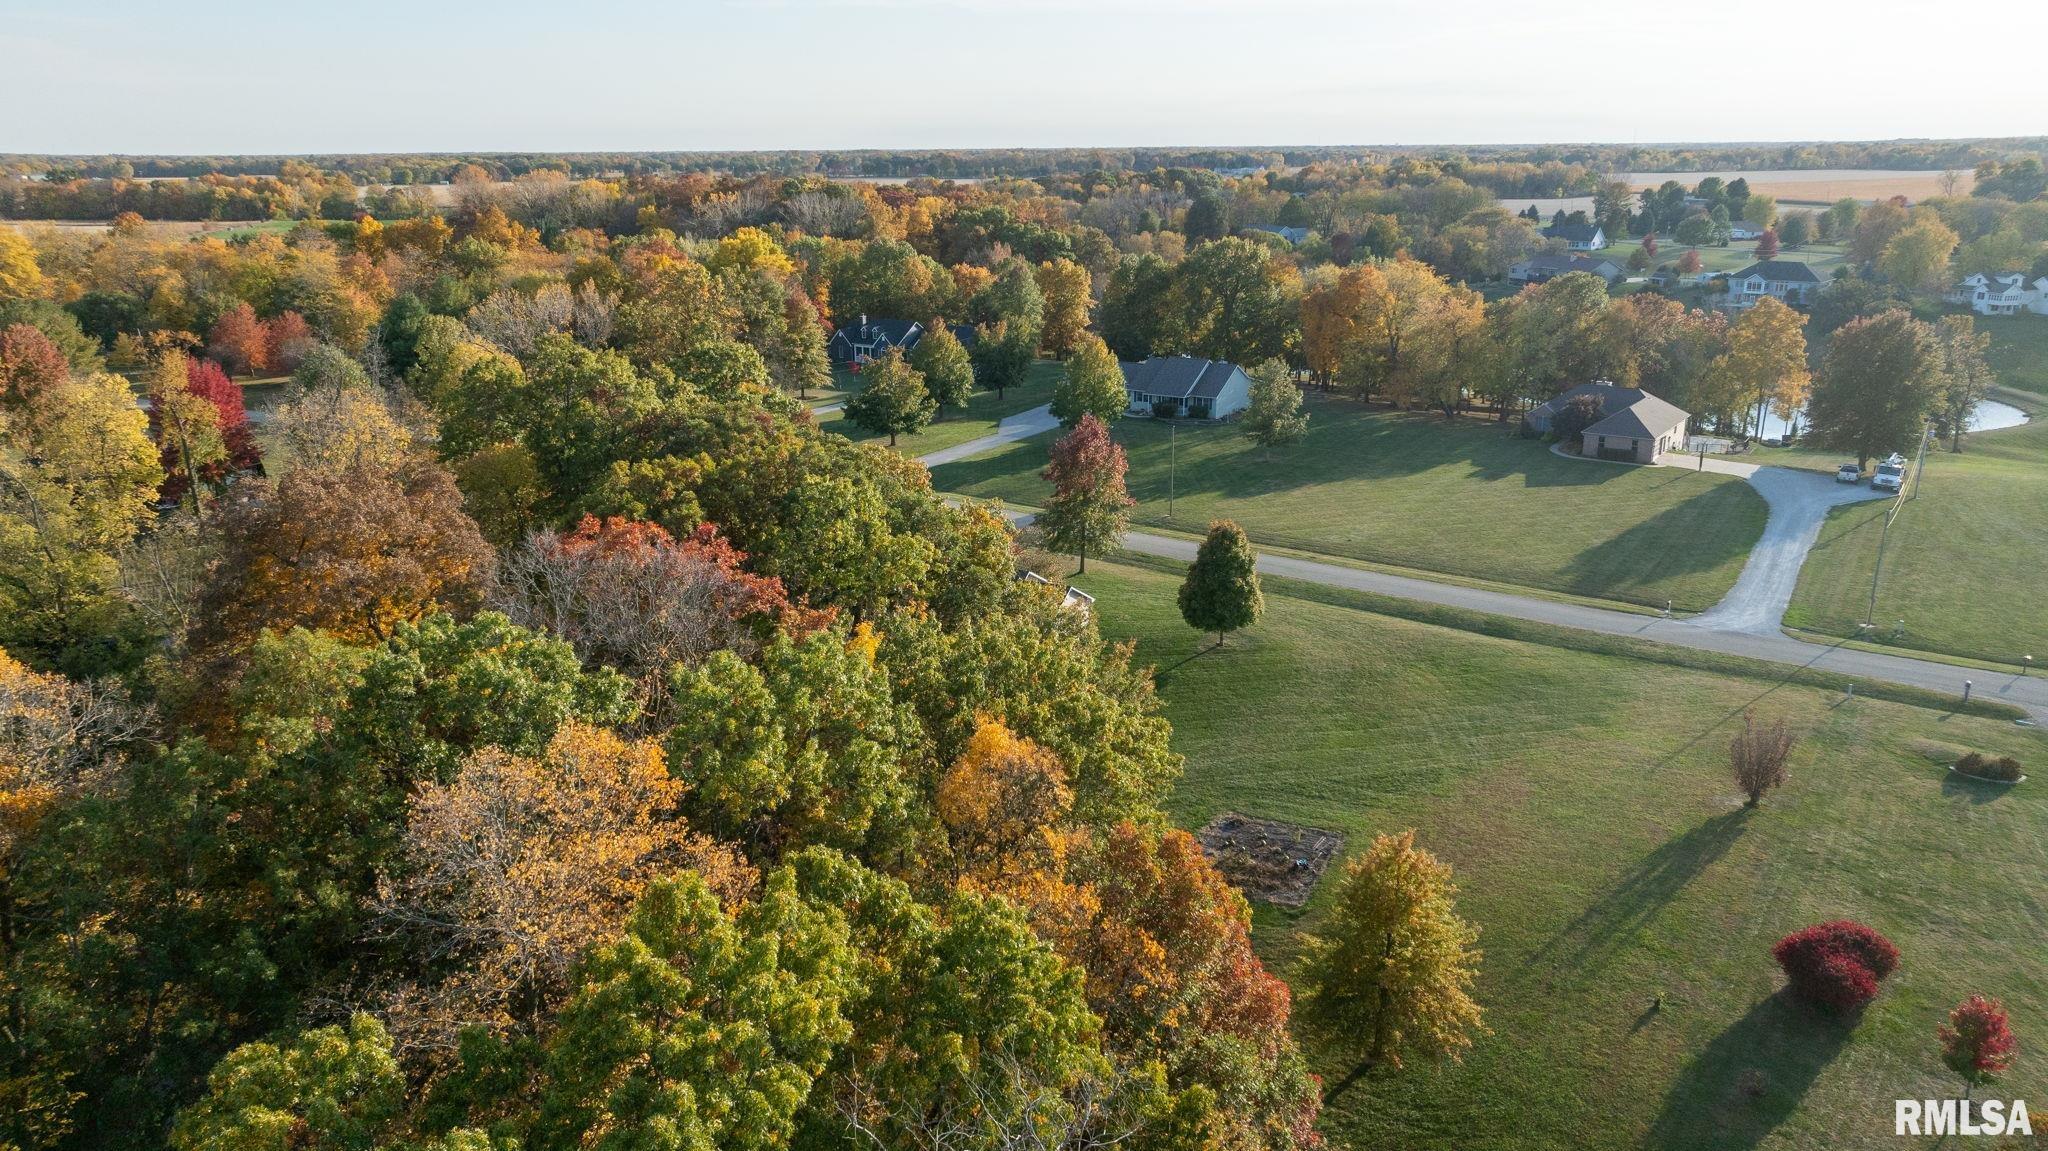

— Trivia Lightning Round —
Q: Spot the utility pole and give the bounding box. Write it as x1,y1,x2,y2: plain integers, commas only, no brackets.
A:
1909,422,1932,501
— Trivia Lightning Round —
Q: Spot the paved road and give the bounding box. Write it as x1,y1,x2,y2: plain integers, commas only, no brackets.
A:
917,403,1058,467
927,430,2048,721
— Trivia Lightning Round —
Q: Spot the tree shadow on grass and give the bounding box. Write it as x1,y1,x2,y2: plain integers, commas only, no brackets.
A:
1556,482,1766,601
1516,809,1753,980
1646,989,1858,1151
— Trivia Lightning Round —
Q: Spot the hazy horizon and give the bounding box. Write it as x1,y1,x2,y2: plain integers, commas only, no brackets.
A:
8,0,2046,156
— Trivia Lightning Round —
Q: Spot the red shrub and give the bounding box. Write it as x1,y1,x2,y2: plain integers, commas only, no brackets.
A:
1773,921,1899,1011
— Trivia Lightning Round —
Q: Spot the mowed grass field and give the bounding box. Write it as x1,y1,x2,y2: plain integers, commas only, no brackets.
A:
1076,558,2046,1151
817,360,1060,456
1979,315,2048,398
934,396,1770,611
1786,393,2046,666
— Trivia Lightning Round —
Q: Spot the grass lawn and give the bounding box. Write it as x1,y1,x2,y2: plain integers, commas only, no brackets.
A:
1786,392,2047,666
818,359,1060,457
1978,315,2048,398
1077,558,2047,1151
1597,239,1850,279
936,395,1770,611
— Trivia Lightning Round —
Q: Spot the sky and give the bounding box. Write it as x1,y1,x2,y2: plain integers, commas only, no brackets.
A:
4,0,2044,155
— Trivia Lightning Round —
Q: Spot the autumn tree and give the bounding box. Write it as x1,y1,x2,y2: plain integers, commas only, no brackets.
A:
1729,710,1794,806
1932,315,1995,452
844,348,935,446
1675,249,1702,275
1035,257,1093,357
1298,830,1485,1076
1939,995,2019,1092
147,351,227,509
205,302,270,377
1300,264,1382,389
1805,309,1943,470
1037,414,1133,574
908,321,974,415
1170,237,1297,367
1712,297,1808,440
0,370,162,669
1243,358,1309,451
937,716,1075,886
377,722,751,1049
0,232,43,302
1178,520,1263,647
193,458,496,651
0,323,68,423
1051,335,1128,428
495,516,821,711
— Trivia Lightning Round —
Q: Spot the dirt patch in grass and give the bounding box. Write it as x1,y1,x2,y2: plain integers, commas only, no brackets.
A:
1194,812,1342,908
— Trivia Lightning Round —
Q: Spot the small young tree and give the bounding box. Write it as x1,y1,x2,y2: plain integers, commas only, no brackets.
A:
1626,246,1651,273
843,348,935,446
1641,232,1659,259
1298,831,1485,1075
1050,335,1128,428
909,323,974,418
1676,249,1703,275
1939,994,2018,1094
1753,228,1780,260
1729,710,1794,806
970,320,1036,400
1242,359,1309,452
1036,414,1132,574
1178,520,1263,647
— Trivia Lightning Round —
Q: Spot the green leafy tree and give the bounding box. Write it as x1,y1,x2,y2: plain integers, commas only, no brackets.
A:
1298,830,1485,1076
1933,315,1995,452
533,868,856,1151
972,258,1046,351
969,320,1037,400
908,323,974,416
1169,237,1296,366
170,1015,405,1151
1178,520,1264,646
1805,309,1942,470
1036,415,1132,574
1242,358,1309,450
844,348,935,446
1051,335,1127,428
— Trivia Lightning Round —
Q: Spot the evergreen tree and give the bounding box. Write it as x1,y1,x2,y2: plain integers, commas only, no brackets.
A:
908,323,974,416
1178,520,1263,646
843,348,935,446
1050,335,1127,428
1036,415,1132,574
1242,358,1309,451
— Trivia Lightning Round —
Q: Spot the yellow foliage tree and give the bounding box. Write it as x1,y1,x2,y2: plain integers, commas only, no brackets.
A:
1034,258,1093,358
936,717,1075,887
1713,297,1809,438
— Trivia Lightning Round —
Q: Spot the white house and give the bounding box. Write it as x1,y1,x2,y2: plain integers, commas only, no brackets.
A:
1726,221,1767,242
1945,272,2041,316
1120,356,1253,420
1727,260,1823,309
1542,221,1608,251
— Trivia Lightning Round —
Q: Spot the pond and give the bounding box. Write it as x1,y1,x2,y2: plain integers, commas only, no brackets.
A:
1750,398,2029,443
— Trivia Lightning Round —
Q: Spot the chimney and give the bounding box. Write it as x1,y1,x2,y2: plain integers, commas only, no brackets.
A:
860,313,867,327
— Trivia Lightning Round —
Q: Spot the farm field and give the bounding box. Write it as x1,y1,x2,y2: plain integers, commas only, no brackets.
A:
933,396,1770,611
1618,168,1972,205
817,359,1059,456
1077,557,2047,1151
1785,392,2046,666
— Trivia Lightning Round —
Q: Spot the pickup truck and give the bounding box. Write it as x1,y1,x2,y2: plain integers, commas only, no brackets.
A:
1836,462,1861,484
1872,453,1907,492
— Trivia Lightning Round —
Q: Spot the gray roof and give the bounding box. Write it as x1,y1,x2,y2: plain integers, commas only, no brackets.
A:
1119,356,1246,400
1544,221,1603,243
1527,382,1646,422
1584,391,1691,439
1731,260,1821,283
1243,223,1310,244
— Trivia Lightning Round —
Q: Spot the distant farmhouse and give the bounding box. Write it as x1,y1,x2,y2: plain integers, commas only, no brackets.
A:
1725,221,1767,242
1242,223,1311,245
1121,356,1253,420
1726,260,1823,309
826,317,977,364
1542,221,1608,251
1510,252,1624,285
1526,383,1691,464
1945,272,2047,316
